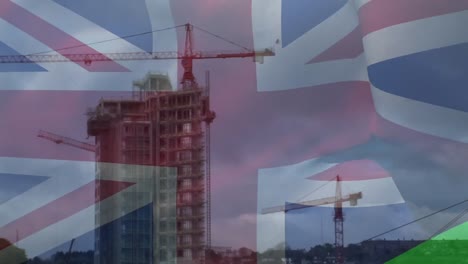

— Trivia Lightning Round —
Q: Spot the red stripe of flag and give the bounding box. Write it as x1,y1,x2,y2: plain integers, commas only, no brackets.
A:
0,90,129,162
309,26,364,63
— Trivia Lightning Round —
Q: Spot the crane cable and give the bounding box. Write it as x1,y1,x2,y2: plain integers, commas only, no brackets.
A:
295,175,338,203
191,24,252,52
429,206,468,239
21,23,253,58
363,198,468,242
27,24,186,56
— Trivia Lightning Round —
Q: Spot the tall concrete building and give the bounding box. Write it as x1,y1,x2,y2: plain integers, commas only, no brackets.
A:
88,73,212,264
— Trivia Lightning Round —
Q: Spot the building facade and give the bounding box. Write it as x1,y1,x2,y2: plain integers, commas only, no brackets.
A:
88,73,210,264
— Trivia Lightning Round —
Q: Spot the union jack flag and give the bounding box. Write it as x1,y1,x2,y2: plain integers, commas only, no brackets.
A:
253,0,468,262
0,0,178,263
1,0,468,263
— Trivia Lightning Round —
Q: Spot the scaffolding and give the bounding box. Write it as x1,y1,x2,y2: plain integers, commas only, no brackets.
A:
151,87,207,264
88,74,211,264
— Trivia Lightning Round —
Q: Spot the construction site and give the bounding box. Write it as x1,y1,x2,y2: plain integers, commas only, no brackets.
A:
0,1,466,264
30,20,362,262
31,23,273,264
87,72,212,264
32,23,359,262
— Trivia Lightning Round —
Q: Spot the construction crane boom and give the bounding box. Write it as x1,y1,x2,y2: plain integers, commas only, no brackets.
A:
0,49,274,64
38,130,96,152
261,192,362,214
1,23,274,89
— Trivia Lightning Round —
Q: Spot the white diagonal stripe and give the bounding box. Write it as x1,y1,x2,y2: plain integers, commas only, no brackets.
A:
0,0,178,90
0,158,171,260
354,0,372,9
252,0,367,92
371,85,468,143
11,0,144,53
363,10,468,66
0,158,94,226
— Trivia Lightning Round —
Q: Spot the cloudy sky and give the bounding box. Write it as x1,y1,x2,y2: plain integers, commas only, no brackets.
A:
1,0,468,261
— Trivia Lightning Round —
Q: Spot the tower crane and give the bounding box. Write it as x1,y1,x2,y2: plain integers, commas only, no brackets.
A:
0,23,274,88
262,175,362,264
23,23,274,257
37,130,96,153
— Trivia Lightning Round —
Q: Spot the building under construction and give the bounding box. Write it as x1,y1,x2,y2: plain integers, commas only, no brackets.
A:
21,22,273,264
88,73,214,264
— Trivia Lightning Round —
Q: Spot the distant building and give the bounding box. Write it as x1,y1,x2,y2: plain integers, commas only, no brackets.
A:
209,247,256,264
210,246,234,258
88,73,212,264
359,239,423,263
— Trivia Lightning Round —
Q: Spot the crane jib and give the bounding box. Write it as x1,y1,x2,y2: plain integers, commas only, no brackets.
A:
0,49,274,64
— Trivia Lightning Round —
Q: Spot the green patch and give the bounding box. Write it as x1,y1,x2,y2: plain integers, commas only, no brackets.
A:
386,221,468,264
